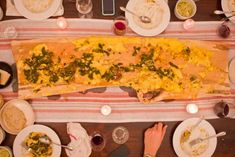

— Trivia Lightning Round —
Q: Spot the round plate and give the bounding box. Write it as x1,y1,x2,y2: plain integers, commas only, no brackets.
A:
173,118,217,157
0,62,13,89
14,0,61,21
13,124,61,157
221,0,235,22
126,0,170,36
0,99,35,135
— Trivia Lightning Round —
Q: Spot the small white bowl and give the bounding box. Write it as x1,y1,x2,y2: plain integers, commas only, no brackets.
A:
174,0,197,20
0,99,35,135
0,146,13,157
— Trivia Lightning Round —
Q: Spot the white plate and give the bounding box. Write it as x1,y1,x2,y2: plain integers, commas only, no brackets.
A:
126,0,170,36
13,124,61,157
0,99,35,135
221,0,235,22
14,0,61,21
173,118,217,157
229,57,235,84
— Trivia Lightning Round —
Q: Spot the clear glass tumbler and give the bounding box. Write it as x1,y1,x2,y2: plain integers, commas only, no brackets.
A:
76,0,93,18
90,132,106,151
112,126,129,144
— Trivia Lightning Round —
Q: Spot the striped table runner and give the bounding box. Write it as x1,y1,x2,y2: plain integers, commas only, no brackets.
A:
0,19,235,123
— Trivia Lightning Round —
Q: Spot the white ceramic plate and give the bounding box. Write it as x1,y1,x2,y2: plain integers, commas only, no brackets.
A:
221,0,235,22
126,0,170,36
14,0,61,21
173,118,217,157
229,57,235,85
0,99,35,135
13,124,61,157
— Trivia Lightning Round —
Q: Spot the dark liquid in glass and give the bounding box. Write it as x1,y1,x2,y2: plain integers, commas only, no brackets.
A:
91,135,104,145
115,22,126,30
218,24,230,38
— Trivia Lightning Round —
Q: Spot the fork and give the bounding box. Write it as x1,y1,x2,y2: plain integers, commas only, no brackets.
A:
189,131,226,147
21,143,39,157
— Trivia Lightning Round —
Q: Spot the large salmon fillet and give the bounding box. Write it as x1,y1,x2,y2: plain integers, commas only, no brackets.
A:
11,36,230,103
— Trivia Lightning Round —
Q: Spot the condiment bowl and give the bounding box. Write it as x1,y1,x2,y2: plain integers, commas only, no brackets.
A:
0,146,13,157
174,0,197,20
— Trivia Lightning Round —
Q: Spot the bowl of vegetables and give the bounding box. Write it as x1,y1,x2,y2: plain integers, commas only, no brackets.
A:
174,0,197,20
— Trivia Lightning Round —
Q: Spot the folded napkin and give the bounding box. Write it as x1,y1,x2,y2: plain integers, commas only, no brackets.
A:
6,0,64,17
66,122,92,157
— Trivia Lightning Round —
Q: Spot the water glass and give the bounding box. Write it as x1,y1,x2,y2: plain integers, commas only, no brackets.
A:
214,101,229,118
0,25,18,39
112,126,129,144
76,0,93,18
217,23,230,38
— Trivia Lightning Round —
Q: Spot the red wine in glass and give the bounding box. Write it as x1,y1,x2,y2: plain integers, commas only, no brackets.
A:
91,132,105,151
113,16,127,36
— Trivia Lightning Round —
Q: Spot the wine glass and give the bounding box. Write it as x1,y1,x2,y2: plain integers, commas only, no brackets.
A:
112,126,129,144
90,132,106,151
217,22,230,38
76,0,93,18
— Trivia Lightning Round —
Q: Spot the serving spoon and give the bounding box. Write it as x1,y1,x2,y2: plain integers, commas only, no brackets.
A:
39,135,73,151
120,6,151,23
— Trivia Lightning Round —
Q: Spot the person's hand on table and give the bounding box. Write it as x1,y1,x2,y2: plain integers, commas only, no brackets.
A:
144,123,167,157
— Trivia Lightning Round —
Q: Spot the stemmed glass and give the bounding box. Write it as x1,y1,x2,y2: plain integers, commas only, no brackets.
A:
214,101,230,118
90,132,106,151
76,0,93,18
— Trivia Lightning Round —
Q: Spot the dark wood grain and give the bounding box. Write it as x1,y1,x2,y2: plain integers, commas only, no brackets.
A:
0,0,234,157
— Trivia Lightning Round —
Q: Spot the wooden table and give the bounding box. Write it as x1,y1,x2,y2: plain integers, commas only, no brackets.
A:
0,0,235,157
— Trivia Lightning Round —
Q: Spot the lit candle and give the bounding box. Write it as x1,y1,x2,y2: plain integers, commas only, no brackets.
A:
183,19,195,30
56,17,68,29
186,103,199,114
101,105,112,116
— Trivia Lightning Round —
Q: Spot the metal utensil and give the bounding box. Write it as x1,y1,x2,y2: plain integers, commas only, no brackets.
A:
39,135,73,151
120,6,151,23
21,143,39,157
181,116,204,143
221,14,235,21
214,10,235,15
189,131,226,147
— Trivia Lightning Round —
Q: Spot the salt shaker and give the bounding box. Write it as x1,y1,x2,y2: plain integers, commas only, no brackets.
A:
0,6,3,21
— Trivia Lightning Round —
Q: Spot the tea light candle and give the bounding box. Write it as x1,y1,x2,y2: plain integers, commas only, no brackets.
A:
56,17,68,29
183,19,195,30
186,103,198,114
101,105,112,116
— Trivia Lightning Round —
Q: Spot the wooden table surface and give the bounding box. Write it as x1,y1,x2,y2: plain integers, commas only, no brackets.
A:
0,0,235,157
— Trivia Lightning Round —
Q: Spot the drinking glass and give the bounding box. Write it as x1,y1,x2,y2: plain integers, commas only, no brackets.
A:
112,126,129,144
214,101,230,118
90,132,106,151
76,0,93,18
113,16,128,36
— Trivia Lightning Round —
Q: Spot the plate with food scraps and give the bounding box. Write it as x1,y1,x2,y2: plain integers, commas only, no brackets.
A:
13,124,61,157
125,0,170,36
221,0,235,22
0,62,13,89
14,0,61,20
173,118,217,157
0,99,35,135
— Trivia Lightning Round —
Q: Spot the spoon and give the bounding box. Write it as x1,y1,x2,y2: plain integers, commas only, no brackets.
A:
189,131,226,146
120,6,151,23
39,136,73,151
214,10,235,15
21,143,39,157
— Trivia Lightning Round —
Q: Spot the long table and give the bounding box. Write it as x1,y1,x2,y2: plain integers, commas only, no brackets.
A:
0,0,235,157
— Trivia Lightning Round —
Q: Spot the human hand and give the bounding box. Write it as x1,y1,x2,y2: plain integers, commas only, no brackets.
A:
144,123,167,157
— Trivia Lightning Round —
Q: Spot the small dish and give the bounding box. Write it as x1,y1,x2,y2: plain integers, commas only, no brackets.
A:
174,0,197,20
0,146,13,157
0,99,35,135
0,62,13,89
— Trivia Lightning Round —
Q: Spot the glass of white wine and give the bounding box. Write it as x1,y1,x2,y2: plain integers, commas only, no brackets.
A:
76,0,93,18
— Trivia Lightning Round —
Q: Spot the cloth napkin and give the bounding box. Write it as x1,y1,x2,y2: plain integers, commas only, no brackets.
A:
6,0,64,16
65,122,92,157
